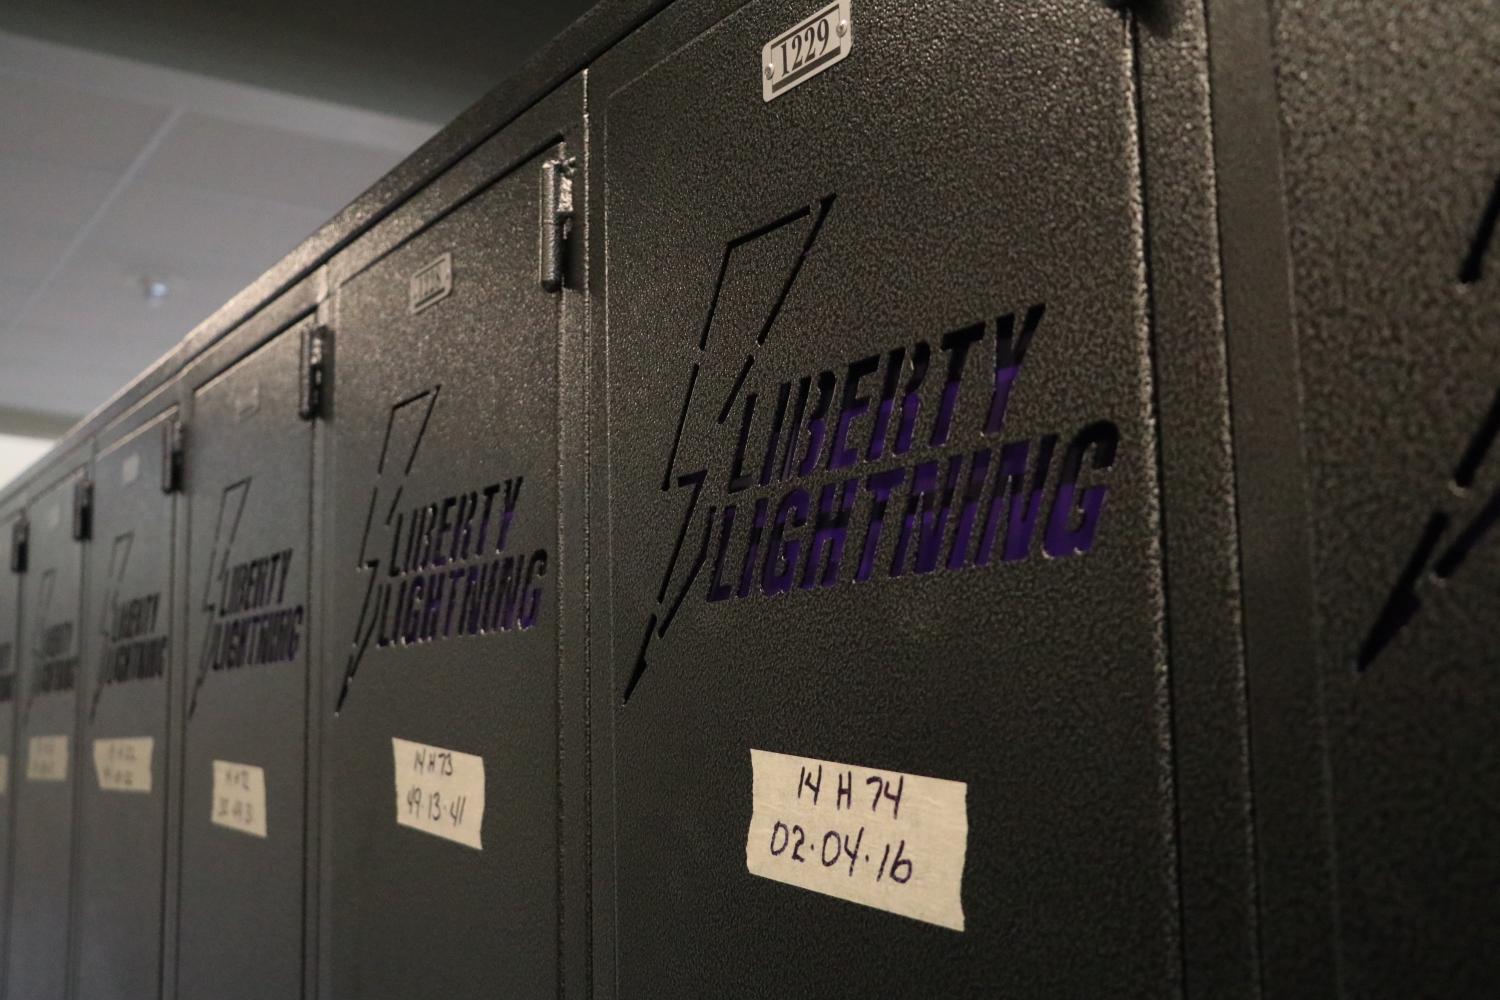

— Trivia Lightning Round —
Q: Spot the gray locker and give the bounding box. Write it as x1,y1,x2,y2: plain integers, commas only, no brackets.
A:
0,504,21,972
0,0,1489,995
7,452,89,1000
1223,1,1500,995
71,403,180,1000
176,318,315,1000
319,78,586,1000
589,0,1177,995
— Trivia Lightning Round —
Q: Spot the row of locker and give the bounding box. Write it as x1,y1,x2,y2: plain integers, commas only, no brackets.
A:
1,0,1497,996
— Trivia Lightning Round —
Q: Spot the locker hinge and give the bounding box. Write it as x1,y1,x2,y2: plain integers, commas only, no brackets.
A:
299,324,331,420
540,156,577,293
161,417,185,494
9,515,27,574
72,477,93,541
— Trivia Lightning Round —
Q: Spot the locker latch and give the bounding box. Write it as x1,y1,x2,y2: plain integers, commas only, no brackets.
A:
161,417,185,494
540,156,576,293
9,515,27,574
72,477,93,541
299,324,330,421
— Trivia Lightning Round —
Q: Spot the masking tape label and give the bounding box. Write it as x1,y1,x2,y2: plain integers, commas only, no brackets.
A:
392,737,485,850
94,737,153,793
746,748,968,931
26,734,68,782
211,760,267,837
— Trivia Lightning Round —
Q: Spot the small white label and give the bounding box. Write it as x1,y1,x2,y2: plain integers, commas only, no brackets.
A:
211,760,267,838
121,453,140,485
93,737,153,793
746,749,968,931
762,0,852,102
0,754,9,794
26,734,69,782
392,737,485,850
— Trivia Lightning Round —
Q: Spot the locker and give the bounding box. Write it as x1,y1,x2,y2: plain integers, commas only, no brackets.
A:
175,313,317,1000
0,0,1489,995
7,451,90,1000
71,402,181,1000
318,77,587,1000
0,504,21,970
1226,1,1500,995
588,0,1180,995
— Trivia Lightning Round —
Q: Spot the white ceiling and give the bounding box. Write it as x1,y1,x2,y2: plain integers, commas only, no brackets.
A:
0,29,441,424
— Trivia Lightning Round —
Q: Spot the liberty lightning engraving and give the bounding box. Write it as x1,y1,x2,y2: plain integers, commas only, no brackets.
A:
91,532,132,721
190,479,249,718
22,567,58,726
339,386,441,712
623,194,1121,704
91,530,167,720
335,379,549,713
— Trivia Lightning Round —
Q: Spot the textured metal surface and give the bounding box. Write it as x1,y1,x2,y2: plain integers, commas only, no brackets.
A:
1259,2,1500,995
70,400,178,1000
589,0,1179,995
1134,0,1259,995
318,77,584,1000
0,504,20,985
6,449,89,1000
1202,0,1333,993
175,317,316,1000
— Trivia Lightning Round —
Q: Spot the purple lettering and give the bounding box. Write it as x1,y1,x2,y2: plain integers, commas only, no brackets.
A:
707,505,739,602
857,468,907,582
1044,421,1118,557
985,304,1045,436
894,342,931,455
801,479,859,589
762,489,810,596
829,355,879,470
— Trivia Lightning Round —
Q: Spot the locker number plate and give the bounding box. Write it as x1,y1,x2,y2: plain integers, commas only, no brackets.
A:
762,0,852,102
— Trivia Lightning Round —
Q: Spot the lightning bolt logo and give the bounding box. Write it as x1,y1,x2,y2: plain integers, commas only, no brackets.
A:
190,479,249,718
623,194,836,704
1359,171,1500,664
1459,171,1498,285
1358,388,1500,669
90,531,133,721
22,566,56,728
337,385,441,713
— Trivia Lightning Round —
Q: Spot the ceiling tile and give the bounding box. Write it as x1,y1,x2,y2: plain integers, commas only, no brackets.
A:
0,154,119,234
0,74,170,172
85,176,332,266
0,278,31,312
0,31,449,423
137,110,408,210
0,351,136,417
20,249,246,361
0,228,72,288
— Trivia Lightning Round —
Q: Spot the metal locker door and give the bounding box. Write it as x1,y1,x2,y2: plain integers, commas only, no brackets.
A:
590,0,1174,996
177,321,314,1000
1216,1,1500,995
6,453,90,1000
72,405,180,1000
0,503,22,966
321,78,583,1000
